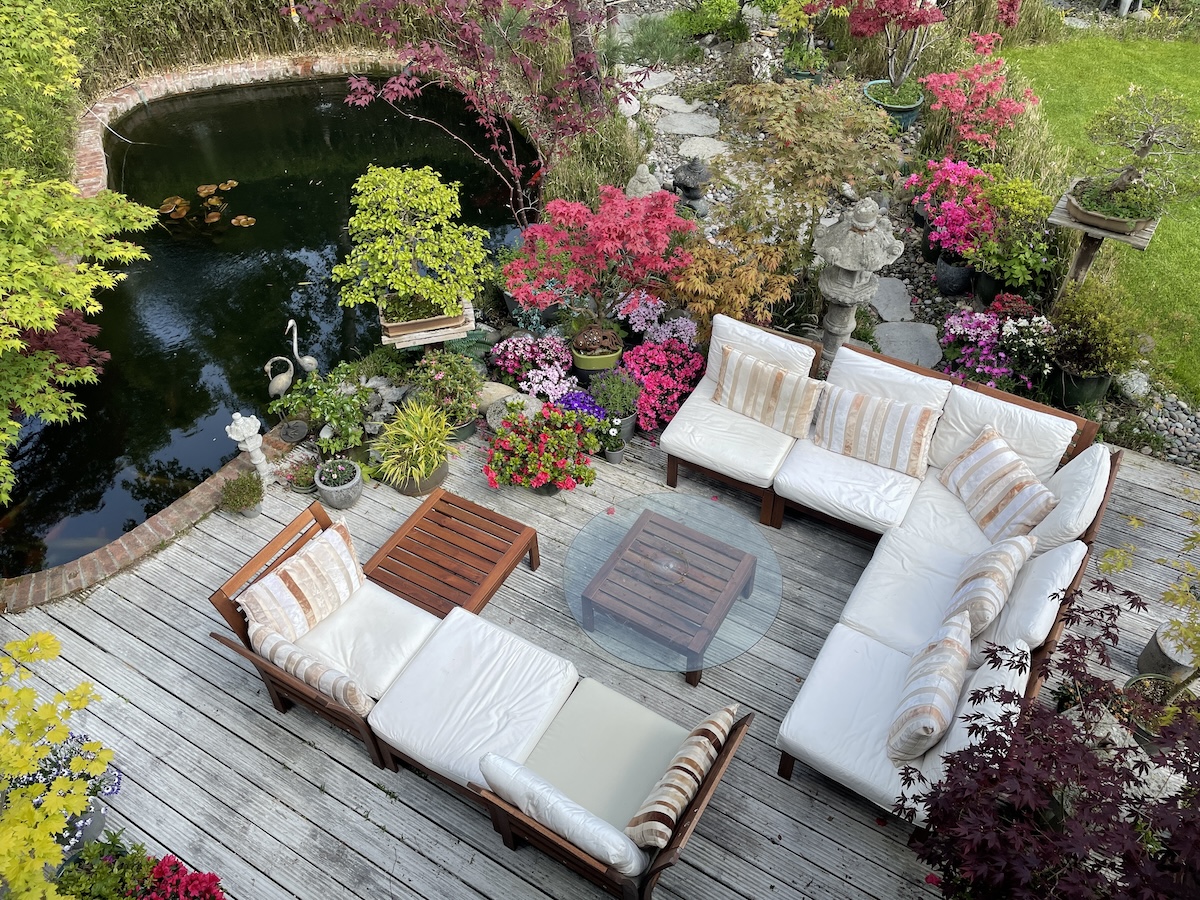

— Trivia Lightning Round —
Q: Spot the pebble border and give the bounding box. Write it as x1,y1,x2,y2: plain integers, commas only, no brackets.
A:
2,54,400,613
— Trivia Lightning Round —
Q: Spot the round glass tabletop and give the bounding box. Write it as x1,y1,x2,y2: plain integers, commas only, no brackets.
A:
564,493,783,679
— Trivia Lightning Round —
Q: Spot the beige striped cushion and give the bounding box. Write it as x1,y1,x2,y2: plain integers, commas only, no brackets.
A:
250,623,374,716
237,520,364,641
813,383,941,478
711,346,823,437
945,537,1036,637
939,427,1058,542
625,704,738,849
887,612,971,763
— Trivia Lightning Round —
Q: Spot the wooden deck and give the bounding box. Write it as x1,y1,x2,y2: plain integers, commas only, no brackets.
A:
3,435,1193,900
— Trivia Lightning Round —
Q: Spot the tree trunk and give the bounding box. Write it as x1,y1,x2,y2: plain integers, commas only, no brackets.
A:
567,1,603,111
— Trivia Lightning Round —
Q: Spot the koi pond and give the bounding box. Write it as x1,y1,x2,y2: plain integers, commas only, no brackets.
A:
1,78,515,576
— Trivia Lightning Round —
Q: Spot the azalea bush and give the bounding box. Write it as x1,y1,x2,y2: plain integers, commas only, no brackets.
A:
58,831,227,900
504,186,694,331
939,295,1054,394
483,403,600,490
906,157,994,258
920,33,1038,157
410,349,483,425
622,339,706,431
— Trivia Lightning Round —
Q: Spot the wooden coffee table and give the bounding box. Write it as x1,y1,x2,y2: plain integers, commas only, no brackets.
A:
579,509,757,686
362,489,539,618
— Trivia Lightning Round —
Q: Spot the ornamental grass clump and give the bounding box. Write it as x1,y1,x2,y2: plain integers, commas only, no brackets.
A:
483,403,600,491
939,295,1054,395
586,368,642,419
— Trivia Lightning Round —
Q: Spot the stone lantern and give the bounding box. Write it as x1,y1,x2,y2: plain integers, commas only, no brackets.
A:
813,198,904,359
226,412,270,482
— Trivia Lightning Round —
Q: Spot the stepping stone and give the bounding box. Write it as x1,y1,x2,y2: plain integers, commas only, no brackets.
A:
649,95,701,114
1063,16,1092,27
678,136,728,161
621,67,676,92
618,96,640,118
871,277,913,323
874,322,942,369
657,112,720,136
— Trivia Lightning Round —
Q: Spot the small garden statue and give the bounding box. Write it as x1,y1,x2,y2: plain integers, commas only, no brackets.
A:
225,413,270,481
625,164,661,199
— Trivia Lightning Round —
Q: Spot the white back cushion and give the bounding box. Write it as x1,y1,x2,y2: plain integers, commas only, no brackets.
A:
929,386,1079,482
707,314,816,382
827,345,953,409
1030,444,1112,552
480,753,650,876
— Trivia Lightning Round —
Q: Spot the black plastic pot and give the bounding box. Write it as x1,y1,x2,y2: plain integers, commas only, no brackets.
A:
1046,360,1112,409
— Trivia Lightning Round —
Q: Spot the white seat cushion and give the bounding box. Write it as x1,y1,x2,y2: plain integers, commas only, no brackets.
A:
368,608,578,787
660,379,796,488
1029,444,1112,552
969,541,1087,667
524,678,687,829
773,440,921,533
295,579,441,699
839,528,973,655
897,473,990,555
827,345,953,409
928,385,1078,482
777,625,913,814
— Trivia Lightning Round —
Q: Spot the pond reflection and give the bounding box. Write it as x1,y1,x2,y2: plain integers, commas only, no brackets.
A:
0,78,514,575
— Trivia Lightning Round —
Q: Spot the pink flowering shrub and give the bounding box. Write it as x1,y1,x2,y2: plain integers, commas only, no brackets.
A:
919,33,1038,153
621,339,705,431
504,187,694,328
905,157,994,257
489,334,571,387
997,0,1022,28
145,855,226,900
519,366,581,402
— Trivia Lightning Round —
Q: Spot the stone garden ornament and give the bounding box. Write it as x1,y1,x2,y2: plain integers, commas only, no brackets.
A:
813,198,904,359
226,412,271,481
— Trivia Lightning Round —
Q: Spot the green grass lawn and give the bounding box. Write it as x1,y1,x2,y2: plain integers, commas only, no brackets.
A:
1008,36,1200,399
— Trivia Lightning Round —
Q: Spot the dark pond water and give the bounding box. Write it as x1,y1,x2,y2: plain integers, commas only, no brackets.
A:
0,78,515,576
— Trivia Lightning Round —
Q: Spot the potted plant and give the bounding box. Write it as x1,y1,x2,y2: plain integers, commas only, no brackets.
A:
281,459,317,495
410,349,484,440
1066,87,1199,235
621,338,706,432
587,367,642,443
220,470,264,517
483,402,600,493
314,458,363,509
938,295,1055,397
598,415,628,464
904,157,994,289
1046,278,1140,408
372,401,455,496
965,173,1056,302
852,0,945,130
504,186,694,374
332,165,489,338
896,584,1200,898
59,831,229,899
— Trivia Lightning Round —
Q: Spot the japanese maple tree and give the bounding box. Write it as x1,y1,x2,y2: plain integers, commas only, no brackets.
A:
838,0,946,92
297,0,620,225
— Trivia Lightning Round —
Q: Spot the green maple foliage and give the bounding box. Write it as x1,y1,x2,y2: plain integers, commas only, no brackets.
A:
0,171,156,504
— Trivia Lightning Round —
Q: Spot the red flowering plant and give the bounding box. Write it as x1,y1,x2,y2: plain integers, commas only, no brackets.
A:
621,338,706,431
904,157,994,258
504,187,694,350
483,402,600,490
837,0,946,95
920,33,1038,158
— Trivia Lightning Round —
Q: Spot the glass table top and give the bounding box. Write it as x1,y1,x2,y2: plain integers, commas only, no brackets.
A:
564,492,783,676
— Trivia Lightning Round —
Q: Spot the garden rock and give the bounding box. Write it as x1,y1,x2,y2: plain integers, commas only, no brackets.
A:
486,393,543,432
656,112,720,136
649,95,701,114
622,66,675,92
618,95,640,118
479,381,518,414
1116,370,1151,400
678,137,728,161
874,322,942,369
1063,16,1092,27
871,278,914,323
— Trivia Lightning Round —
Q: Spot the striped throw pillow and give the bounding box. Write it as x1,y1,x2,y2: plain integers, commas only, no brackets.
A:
939,426,1058,542
887,612,971,763
813,383,942,478
945,536,1036,637
238,519,364,641
250,623,374,716
711,345,823,438
625,704,738,849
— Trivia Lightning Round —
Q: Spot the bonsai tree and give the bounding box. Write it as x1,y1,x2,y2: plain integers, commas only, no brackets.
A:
842,0,946,101
1048,278,1140,378
896,582,1200,898
332,166,489,323
219,470,263,513
1072,86,1199,221
373,401,455,488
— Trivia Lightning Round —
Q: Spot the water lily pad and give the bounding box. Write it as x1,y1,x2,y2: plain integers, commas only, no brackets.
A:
158,197,181,213
197,184,218,197
219,180,238,190
205,211,221,223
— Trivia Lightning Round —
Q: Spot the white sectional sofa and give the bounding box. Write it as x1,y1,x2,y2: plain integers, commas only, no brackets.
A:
661,315,1120,818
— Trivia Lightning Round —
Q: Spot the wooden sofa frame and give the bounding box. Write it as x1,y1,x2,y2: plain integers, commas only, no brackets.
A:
208,490,540,768
477,712,754,900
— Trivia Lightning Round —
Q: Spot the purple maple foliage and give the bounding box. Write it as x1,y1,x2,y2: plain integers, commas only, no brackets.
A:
296,0,627,225
895,580,1200,898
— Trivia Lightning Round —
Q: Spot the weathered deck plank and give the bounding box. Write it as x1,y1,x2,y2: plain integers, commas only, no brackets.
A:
4,435,1192,900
